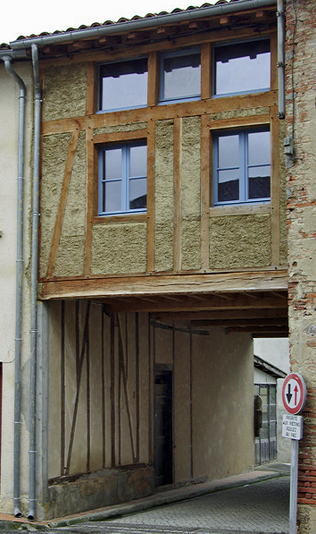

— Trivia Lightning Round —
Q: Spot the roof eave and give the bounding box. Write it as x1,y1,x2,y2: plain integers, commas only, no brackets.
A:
9,0,277,51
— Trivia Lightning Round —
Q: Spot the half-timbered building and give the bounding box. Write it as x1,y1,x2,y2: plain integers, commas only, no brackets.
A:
0,0,291,521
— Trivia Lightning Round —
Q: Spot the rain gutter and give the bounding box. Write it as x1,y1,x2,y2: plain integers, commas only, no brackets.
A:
9,0,277,50
2,55,26,519
28,44,41,521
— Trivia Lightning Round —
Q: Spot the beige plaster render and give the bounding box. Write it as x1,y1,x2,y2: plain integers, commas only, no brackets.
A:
42,63,87,121
209,213,271,269
297,506,316,534
54,235,86,277
181,116,201,271
53,131,86,277
155,119,174,272
288,237,316,282
93,122,147,135
0,61,34,515
209,106,270,122
91,222,147,275
40,132,72,278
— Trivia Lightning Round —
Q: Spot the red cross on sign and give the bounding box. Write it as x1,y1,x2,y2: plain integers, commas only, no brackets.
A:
282,373,307,415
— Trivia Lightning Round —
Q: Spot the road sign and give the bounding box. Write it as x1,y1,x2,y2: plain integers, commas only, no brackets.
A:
282,373,307,414
282,414,303,440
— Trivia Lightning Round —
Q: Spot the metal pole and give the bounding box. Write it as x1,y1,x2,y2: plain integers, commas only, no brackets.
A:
289,439,299,534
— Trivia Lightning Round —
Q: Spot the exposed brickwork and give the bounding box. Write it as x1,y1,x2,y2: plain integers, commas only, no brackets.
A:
286,0,316,529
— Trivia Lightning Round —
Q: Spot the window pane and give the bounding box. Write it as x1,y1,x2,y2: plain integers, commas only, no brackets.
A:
104,181,121,212
129,145,147,177
270,422,277,438
218,135,239,167
100,58,148,111
163,52,201,100
129,178,147,209
104,148,122,179
248,166,271,199
269,387,276,404
218,169,239,202
215,39,270,95
248,131,270,166
260,422,268,439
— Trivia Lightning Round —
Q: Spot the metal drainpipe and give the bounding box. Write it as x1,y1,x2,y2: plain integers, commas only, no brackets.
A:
277,0,285,119
28,44,41,522
2,55,26,519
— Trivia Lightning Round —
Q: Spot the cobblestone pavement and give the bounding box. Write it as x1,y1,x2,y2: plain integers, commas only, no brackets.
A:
53,476,289,534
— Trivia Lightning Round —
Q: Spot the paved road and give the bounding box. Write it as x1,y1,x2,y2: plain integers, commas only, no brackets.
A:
52,475,289,534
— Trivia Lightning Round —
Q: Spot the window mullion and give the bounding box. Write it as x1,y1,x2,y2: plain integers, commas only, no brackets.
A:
239,132,246,202
245,132,249,202
98,149,105,215
214,136,219,205
122,146,128,212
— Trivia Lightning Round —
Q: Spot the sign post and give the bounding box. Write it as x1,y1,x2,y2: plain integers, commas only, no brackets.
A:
282,373,307,534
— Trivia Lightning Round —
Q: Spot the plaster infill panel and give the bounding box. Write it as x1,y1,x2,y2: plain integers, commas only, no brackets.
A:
181,116,201,271
155,119,174,272
209,213,271,269
53,131,86,278
40,132,72,278
43,63,87,121
94,122,147,136
173,330,192,482
138,313,150,464
88,304,104,473
91,222,147,275
48,302,63,479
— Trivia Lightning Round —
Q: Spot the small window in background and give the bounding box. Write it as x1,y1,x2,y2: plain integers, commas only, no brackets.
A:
214,129,271,206
214,39,270,96
98,142,147,216
160,49,201,103
99,58,148,112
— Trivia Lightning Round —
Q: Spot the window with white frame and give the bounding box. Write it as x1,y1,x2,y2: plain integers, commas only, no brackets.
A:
159,48,201,103
213,129,271,206
98,142,147,216
214,39,270,96
99,58,148,112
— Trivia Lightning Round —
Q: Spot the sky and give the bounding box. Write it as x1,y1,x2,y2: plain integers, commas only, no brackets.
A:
0,0,216,45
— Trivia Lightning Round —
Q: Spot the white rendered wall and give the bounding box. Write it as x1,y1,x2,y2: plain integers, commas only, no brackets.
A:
0,60,33,515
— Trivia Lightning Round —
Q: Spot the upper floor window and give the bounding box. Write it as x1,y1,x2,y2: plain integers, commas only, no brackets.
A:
99,58,148,112
159,48,201,103
213,129,271,206
98,141,147,216
214,39,270,96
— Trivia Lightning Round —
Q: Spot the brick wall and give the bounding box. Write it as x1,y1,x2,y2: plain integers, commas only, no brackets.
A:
286,0,316,530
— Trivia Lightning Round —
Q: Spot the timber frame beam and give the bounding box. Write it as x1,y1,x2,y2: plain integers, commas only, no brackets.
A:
40,269,287,302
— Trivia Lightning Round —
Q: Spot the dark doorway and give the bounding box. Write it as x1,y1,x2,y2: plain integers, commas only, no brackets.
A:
154,367,173,487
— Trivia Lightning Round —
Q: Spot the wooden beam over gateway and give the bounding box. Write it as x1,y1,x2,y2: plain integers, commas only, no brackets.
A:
40,269,287,302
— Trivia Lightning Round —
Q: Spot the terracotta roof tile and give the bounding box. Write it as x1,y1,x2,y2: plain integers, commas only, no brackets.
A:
0,0,263,49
